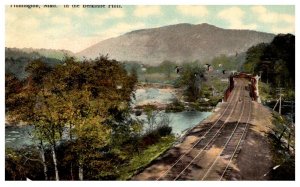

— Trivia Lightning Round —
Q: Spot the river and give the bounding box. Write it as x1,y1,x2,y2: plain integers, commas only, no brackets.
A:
132,111,211,136
5,125,34,149
5,88,212,148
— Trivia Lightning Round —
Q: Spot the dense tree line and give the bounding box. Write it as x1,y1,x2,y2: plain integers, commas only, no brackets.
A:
5,56,145,180
243,34,295,89
145,60,177,78
210,54,244,72
5,48,62,79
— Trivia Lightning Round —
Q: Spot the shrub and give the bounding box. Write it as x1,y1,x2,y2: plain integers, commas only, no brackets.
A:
165,98,185,113
157,125,172,136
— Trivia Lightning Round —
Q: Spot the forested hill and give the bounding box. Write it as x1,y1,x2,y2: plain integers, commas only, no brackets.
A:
6,47,74,60
77,23,275,65
5,48,72,79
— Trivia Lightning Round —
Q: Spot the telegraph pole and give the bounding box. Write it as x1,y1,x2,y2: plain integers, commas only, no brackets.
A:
275,87,284,115
279,88,282,115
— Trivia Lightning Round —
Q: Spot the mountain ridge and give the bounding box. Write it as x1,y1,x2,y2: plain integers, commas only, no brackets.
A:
77,23,275,64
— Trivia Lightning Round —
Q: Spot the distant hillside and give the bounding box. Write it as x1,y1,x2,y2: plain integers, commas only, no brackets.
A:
77,23,275,65
13,47,74,60
5,48,64,79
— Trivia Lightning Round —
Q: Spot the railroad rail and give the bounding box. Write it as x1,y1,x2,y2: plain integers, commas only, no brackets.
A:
157,79,249,180
133,78,254,181
156,84,241,180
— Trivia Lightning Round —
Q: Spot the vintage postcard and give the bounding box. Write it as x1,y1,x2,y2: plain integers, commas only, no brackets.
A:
4,4,295,181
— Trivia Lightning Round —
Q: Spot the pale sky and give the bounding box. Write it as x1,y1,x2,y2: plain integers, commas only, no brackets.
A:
5,5,295,53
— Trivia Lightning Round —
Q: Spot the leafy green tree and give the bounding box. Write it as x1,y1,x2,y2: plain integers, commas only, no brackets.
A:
260,34,295,87
6,59,63,180
244,34,295,88
5,147,45,180
144,105,159,131
5,72,23,114
6,55,137,180
24,59,63,180
50,56,137,180
177,62,205,101
243,43,268,73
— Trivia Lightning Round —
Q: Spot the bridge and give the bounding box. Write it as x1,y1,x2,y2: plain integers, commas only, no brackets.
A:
132,75,274,180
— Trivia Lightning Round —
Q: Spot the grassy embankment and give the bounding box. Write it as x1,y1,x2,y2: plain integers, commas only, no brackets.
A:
258,81,295,180
120,135,175,180
267,113,295,180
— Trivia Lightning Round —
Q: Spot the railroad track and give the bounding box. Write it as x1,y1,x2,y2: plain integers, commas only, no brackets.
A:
156,79,247,180
218,105,252,180
200,82,253,180
218,99,252,180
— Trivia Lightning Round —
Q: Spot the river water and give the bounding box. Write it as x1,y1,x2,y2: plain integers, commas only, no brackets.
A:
133,87,176,105
5,88,211,148
5,125,34,149
133,88,211,134
133,111,211,136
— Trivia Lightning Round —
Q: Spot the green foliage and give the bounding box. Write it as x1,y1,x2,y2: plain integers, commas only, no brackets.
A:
268,113,295,180
184,77,225,112
209,77,228,96
165,98,185,113
119,135,175,180
5,73,24,114
136,107,173,150
143,105,172,135
142,73,178,84
243,34,295,89
5,147,45,180
5,48,62,79
6,55,178,181
159,60,176,78
243,43,268,73
137,60,178,84
258,81,272,101
211,54,237,71
145,60,176,75
130,66,138,84
210,96,222,105
122,61,142,73
157,125,172,137
199,84,211,98
272,113,294,145
176,61,205,101
6,55,138,180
